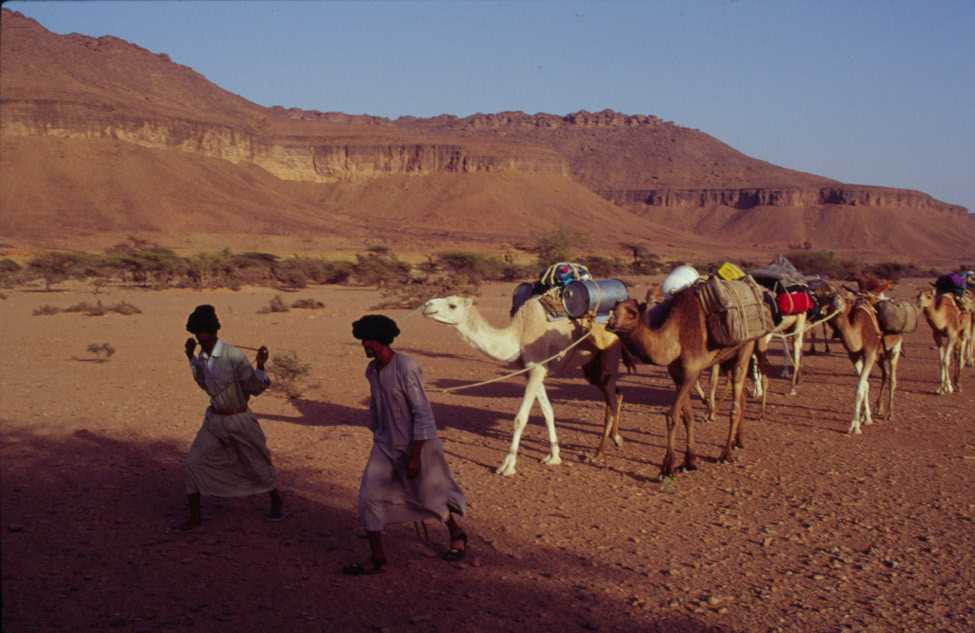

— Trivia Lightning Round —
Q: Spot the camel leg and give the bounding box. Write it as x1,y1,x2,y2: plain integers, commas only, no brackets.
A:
944,340,956,394
887,339,902,422
588,384,617,463
850,355,875,434
751,349,771,422
707,365,719,424
662,365,695,478
780,336,793,379
611,391,624,447
874,351,889,420
720,348,751,461
788,316,806,396
534,381,561,466
824,323,832,354
681,370,702,472
497,365,545,476
693,379,710,423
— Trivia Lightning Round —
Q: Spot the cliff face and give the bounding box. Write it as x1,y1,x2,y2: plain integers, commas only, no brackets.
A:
598,187,968,215
1,99,567,182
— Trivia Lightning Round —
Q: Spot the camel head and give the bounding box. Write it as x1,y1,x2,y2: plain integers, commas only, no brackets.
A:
607,298,642,335
421,296,474,326
829,291,851,316
916,288,934,309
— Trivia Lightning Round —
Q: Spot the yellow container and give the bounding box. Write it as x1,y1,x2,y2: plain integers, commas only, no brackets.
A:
717,262,745,281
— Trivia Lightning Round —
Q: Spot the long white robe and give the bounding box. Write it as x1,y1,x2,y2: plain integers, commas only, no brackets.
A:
184,341,276,497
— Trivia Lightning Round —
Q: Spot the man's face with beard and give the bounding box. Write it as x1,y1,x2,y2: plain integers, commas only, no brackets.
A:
362,339,383,358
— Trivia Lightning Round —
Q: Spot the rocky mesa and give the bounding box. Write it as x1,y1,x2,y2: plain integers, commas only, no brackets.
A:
1,8,972,258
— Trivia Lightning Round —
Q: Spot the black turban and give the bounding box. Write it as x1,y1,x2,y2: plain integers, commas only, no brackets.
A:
186,304,221,334
352,314,400,346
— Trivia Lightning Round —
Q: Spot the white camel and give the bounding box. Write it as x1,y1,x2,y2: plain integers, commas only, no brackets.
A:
422,295,623,476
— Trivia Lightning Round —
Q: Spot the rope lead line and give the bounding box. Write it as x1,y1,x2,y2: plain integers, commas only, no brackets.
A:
435,329,597,394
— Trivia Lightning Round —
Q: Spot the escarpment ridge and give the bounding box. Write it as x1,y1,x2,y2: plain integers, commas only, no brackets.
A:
1,8,971,259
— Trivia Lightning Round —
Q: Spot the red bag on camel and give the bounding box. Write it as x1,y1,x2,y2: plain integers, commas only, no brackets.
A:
777,291,814,316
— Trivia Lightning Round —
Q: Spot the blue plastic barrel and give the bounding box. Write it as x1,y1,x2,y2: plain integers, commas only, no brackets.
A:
561,279,629,318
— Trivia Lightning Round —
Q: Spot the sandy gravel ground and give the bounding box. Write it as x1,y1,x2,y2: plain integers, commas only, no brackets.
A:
2,280,974,633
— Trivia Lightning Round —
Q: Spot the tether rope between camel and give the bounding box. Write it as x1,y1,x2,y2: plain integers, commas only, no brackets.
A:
767,308,841,340
434,329,596,394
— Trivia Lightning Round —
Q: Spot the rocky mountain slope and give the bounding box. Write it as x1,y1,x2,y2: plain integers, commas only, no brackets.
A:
1,8,972,259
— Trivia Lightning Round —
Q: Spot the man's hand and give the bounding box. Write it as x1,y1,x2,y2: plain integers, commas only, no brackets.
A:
407,440,425,479
256,345,269,371
407,452,422,479
185,337,197,360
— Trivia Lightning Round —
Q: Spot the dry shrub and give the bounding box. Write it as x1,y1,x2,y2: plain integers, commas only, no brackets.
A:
86,342,116,359
352,253,411,287
111,301,142,315
268,351,312,400
62,301,140,316
291,298,325,310
372,276,480,310
33,304,60,316
258,295,290,314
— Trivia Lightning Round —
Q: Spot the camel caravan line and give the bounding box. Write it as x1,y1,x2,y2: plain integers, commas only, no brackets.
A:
421,261,975,479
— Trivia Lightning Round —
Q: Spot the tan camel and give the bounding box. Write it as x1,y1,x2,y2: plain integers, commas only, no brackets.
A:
916,289,971,394
827,293,903,432
607,293,767,478
421,295,625,476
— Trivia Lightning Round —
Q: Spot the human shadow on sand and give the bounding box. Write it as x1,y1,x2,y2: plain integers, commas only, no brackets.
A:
0,424,746,633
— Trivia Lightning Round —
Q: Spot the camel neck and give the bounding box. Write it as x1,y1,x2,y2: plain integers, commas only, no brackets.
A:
455,304,522,363
833,307,864,354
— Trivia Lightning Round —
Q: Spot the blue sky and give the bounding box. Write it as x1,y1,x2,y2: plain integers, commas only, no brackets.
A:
9,1,975,213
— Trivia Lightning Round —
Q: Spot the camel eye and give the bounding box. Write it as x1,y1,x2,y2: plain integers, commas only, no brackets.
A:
448,303,457,309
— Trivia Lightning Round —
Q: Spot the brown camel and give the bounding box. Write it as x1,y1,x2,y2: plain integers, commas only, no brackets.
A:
608,292,767,478
916,289,971,394
827,292,903,432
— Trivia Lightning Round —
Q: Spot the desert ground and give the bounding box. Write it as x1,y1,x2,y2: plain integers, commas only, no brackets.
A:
2,279,974,633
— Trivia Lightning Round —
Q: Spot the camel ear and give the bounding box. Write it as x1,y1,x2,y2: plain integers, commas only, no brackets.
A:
929,282,937,287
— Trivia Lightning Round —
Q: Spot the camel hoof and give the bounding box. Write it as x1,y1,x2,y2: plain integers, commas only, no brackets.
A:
735,440,745,450
848,427,862,435
718,451,734,464
611,435,624,448
495,455,517,476
583,453,603,465
541,454,562,466
681,461,698,472
787,388,798,397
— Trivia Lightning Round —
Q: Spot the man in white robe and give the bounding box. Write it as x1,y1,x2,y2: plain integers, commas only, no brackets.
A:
179,304,284,531
344,314,467,576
